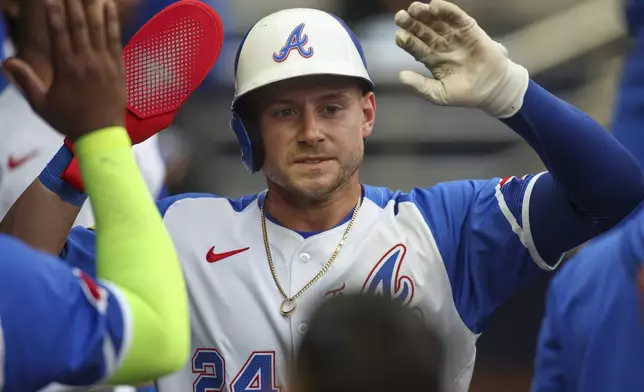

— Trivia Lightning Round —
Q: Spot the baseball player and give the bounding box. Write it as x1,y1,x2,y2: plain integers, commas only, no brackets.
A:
294,293,444,392
0,0,166,227
3,1,644,391
530,1,644,390
0,0,188,390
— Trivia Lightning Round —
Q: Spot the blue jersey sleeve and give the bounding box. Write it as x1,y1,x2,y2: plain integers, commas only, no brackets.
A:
412,174,553,333
0,234,129,392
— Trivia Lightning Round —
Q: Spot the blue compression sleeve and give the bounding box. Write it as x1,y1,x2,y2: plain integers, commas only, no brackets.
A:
501,81,644,261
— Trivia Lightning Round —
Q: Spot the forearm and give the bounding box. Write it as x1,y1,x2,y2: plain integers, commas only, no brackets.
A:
502,80,644,220
0,179,81,255
75,127,188,383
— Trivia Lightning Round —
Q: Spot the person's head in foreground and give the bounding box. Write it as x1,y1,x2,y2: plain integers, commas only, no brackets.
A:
294,294,444,392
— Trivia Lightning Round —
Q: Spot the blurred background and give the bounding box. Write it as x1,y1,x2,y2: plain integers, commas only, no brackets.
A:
0,0,634,391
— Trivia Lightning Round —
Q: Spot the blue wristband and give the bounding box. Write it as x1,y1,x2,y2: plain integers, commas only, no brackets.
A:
38,144,88,207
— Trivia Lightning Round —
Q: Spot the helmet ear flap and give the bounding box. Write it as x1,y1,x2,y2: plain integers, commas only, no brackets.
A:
230,106,265,174
246,119,265,173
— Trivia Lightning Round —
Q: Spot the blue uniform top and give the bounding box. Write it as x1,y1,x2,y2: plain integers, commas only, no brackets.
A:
0,234,127,392
531,207,644,392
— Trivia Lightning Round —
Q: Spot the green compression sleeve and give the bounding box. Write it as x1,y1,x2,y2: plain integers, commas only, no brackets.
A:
74,127,189,384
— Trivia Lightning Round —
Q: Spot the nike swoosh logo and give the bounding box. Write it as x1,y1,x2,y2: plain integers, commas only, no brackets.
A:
8,150,39,170
206,246,250,263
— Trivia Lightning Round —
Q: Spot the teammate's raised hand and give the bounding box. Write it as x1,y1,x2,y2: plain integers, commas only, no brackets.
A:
2,0,126,141
394,0,529,118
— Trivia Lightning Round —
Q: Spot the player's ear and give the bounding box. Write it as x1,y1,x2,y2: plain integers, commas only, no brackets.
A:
360,91,376,138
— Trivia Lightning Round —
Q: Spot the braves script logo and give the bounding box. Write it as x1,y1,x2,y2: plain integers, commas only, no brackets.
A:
361,244,414,305
324,282,346,297
272,23,314,62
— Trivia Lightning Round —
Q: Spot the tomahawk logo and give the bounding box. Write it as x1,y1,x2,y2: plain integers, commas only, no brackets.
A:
361,244,415,305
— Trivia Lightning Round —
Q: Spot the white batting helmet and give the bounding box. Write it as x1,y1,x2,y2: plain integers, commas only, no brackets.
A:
230,8,374,173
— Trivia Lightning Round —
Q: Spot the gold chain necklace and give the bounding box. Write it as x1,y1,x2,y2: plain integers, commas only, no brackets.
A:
261,192,362,317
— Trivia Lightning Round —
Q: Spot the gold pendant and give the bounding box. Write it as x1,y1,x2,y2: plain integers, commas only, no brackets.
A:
280,299,297,317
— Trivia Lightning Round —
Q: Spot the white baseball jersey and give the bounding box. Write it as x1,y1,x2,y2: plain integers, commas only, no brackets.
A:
61,175,558,392
0,84,167,227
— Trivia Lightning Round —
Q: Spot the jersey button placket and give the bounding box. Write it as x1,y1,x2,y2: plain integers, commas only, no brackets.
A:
289,246,317,346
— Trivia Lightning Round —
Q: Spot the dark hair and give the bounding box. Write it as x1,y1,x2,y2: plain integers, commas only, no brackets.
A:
296,294,444,392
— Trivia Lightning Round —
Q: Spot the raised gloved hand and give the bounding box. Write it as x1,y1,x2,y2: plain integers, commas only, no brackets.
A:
394,0,529,118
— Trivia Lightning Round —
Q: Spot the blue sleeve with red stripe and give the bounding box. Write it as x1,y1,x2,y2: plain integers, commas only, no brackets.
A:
0,234,127,392
404,175,548,333
408,133,640,336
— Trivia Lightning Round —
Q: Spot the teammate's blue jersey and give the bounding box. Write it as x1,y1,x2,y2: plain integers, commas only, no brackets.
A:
531,206,644,392
0,234,129,392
